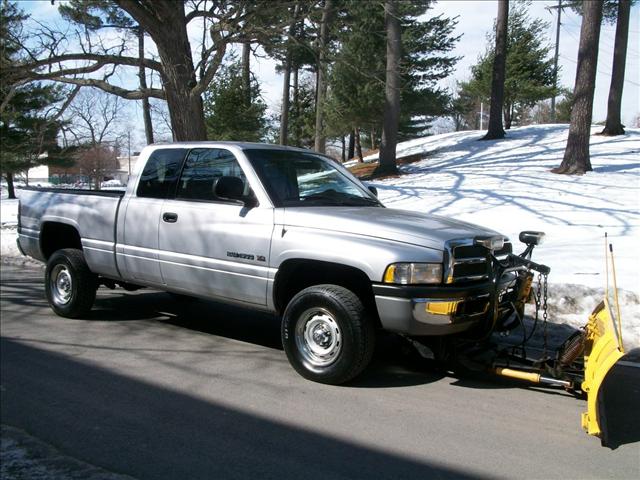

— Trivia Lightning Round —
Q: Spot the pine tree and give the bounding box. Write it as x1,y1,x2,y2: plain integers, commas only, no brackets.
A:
399,11,459,139
325,0,386,158
326,0,458,162
203,61,267,142
461,3,557,130
288,76,317,149
1,3,73,198
552,0,603,175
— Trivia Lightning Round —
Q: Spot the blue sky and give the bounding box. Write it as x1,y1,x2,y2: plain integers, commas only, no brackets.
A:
19,0,640,145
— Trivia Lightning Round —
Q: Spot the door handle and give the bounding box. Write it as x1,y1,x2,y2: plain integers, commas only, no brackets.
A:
162,212,178,223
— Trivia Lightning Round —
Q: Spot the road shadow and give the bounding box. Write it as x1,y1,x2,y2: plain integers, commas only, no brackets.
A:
129,293,446,389
1,338,485,480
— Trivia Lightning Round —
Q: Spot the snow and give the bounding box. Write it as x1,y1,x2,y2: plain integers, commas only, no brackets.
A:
1,124,639,347
0,193,45,270
366,124,640,348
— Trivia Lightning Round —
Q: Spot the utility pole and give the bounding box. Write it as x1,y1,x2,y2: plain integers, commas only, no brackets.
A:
548,0,563,122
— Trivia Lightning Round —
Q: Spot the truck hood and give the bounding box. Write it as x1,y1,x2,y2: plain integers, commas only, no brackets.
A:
283,207,503,251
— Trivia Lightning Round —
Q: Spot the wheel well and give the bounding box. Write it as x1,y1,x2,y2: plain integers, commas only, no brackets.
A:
273,259,381,327
40,222,82,260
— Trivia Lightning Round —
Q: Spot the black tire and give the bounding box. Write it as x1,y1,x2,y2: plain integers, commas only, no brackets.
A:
45,248,98,318
281,284,375,385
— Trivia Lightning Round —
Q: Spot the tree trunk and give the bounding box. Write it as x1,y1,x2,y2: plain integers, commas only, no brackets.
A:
242,42,251,108
279,4,299,146
376,0,401,175
482,0,508,140
341,135,346,162
355,127,363,162
293,67,300,146
5,173,16,199
503,103,512,130
138,28,154,145
155,19,207,141
552,0,602,175
124,2,207,141
370,128,377,150
314,0,333,154
348,130,355,159
601,0,630,136
279,60,291,145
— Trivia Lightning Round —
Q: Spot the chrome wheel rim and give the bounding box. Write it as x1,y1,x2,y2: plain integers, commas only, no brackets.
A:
295,308,342,367
50,265,73,306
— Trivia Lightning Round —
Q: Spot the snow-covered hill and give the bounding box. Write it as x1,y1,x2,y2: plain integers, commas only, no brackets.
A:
1,124,638,347
366,124,639,347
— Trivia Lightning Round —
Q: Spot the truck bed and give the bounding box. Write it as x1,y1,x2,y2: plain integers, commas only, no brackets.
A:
17,187,124,278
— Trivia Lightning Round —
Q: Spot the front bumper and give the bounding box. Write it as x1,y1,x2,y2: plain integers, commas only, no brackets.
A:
373,276,517,336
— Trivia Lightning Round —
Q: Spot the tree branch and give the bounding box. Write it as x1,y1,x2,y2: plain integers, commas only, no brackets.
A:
33,76,165,100
114,0,161,37
19,52,162,73
191,27,227,97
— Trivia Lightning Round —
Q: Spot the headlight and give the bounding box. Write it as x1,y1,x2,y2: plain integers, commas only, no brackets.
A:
383,263,443,285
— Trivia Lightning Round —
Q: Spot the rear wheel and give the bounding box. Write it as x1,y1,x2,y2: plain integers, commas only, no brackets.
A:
282,284,375,385
45,248,98,318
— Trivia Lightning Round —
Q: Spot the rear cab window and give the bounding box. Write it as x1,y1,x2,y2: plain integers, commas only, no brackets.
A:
175,148,253,203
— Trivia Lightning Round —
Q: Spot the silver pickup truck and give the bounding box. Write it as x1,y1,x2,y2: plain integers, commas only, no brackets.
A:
17,142,546,384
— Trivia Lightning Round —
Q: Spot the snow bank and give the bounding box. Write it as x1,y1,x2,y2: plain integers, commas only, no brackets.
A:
1,195,44,269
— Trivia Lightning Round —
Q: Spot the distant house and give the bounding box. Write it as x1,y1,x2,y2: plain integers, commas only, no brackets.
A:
19,151,140,187
24,165,50,185
115,153,140,185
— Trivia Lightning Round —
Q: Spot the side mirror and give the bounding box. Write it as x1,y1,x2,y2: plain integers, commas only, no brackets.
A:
368,185,378,197
214,176,245,201
519,231,545,246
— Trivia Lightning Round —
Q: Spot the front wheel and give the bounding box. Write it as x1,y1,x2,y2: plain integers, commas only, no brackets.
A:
281,285,375,385
45,248,98,318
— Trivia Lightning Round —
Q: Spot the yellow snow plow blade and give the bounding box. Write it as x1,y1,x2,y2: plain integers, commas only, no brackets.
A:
581,298,624,439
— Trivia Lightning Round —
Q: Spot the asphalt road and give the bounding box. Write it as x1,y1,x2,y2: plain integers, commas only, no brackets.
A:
1,263,638,479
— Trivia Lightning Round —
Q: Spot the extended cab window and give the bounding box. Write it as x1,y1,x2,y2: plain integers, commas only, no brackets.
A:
176,148,251,202
137,149,186,198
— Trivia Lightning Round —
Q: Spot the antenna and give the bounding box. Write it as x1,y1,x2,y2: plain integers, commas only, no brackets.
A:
609,242,624,352
604,232,609,297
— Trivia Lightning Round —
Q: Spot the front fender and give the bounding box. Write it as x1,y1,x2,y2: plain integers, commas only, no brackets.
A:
271,225,443,282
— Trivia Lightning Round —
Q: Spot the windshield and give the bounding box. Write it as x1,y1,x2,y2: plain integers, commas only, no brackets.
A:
245,149,382,208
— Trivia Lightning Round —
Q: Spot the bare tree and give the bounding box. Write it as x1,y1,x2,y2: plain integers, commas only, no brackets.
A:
552,1,603,175
601,0,631,136
376,0,401,175
62,89,127,189
64,89,125,147
8,1,288,141
482,0,508,140
76,145,119,190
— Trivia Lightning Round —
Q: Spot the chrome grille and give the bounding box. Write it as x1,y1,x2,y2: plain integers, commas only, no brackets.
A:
444,239,512,284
